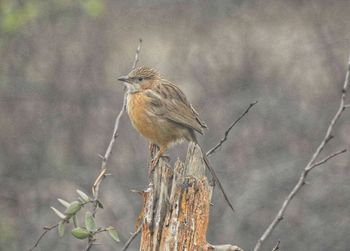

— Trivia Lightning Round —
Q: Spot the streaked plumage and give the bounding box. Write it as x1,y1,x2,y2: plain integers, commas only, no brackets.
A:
118,66,234,212
124,67,207,148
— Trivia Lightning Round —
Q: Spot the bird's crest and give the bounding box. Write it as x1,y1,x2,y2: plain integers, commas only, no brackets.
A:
128,67,160,80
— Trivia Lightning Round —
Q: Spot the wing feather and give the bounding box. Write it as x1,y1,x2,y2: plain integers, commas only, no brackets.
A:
144,82,207,134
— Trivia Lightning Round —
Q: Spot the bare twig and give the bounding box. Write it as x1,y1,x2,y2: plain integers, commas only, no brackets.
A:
121,224,143,251
28,223,59,251
85,236,96,251
132,39,142,69
271,240,280,251
90,92,126,218
253,55,350,251
207,244,244,251
306,148,346,171
206,101,257,157
91,38,142,214
85,227,113,251
86,39,143,250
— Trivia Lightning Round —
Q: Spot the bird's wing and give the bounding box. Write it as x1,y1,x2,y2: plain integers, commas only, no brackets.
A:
144,82,207,134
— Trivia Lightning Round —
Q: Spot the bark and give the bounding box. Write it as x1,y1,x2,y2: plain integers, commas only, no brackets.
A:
138,142,243,251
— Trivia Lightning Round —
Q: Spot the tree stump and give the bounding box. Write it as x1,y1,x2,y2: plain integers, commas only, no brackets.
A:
138,142,243,251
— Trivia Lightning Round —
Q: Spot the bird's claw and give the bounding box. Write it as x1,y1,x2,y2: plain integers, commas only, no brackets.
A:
148,156,159,177
149,143,157,157
160,155,170,162
148,154,171,178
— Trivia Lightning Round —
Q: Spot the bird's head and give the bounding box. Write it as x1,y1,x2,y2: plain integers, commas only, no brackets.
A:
118,67,160,93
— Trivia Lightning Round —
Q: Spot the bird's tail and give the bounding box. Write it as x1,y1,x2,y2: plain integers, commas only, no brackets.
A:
191,135,235,212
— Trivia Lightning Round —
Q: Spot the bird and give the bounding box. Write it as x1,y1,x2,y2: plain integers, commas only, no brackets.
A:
118,66,234,212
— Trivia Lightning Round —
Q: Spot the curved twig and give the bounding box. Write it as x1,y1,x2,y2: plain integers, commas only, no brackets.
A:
28,223,59,251
86,39,143,250
206,101,258,157
253,55,350,251
91,38,143,216
121,224,143,251
271,240,280,251
30,39,143,251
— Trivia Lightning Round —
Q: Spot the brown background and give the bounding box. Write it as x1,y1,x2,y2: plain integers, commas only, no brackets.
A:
0,0,349,250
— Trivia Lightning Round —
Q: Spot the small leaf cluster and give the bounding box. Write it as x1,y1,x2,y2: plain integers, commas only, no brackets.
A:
50,189,119,244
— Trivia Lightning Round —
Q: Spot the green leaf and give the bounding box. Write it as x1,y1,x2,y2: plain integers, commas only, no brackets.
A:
76,189,90,203
85,212,97,232
57,198,70,208
50,207,66,219
107,227,120,242
71,227,90,239
78,197,86,204
58,220,65,237
73,215,78,228
64,201,82,216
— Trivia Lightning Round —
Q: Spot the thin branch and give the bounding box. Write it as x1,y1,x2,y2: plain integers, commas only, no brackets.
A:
306,148,346,171
253,55,350,251
206,101,258,157
91,38,142,215
86,39,143,250
29,39,143,251
28,223,59,251
85,237,96,251
132,39,142,69
85,227,114,251
121,224,143,251
271,240,280,251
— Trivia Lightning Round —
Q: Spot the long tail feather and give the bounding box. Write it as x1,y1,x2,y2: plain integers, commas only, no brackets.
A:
192,137,235,212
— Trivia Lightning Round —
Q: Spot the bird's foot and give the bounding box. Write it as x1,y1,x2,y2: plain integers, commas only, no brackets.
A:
148,156,159,177
149,143,158,157
160,154,170,162
148,154,171,177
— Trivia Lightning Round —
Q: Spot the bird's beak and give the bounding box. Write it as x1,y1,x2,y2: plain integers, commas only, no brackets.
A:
117,75,131,83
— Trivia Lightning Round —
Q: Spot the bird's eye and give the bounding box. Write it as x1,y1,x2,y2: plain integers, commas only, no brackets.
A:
138,77,143,81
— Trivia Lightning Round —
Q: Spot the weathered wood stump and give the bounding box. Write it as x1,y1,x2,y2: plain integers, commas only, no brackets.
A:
138,143,243,251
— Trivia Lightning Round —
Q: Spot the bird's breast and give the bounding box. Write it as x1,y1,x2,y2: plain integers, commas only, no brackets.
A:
127,92,161,142
126,92,190,146
127,92,151,128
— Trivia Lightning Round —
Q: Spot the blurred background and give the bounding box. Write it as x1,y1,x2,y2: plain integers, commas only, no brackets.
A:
1,0,350,250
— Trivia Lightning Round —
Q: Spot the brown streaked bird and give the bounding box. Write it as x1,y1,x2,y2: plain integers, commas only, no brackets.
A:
118,67,234,212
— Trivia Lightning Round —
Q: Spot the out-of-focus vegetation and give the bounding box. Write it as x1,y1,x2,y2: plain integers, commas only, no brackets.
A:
0,0,103,33
0,0,349,250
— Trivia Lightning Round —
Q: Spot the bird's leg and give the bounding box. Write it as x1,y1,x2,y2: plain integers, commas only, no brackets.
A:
149,145,169,176
149,143,158,159
160,155,170,162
